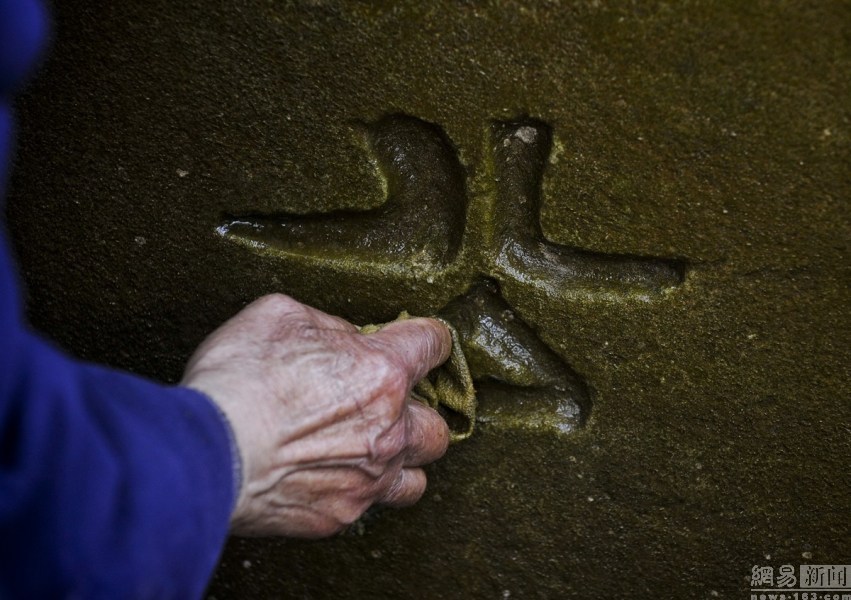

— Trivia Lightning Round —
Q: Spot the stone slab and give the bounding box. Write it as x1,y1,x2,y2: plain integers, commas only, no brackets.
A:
6,1,850,597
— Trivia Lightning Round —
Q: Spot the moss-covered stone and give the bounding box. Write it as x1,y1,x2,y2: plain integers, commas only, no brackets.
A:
6,0,849,597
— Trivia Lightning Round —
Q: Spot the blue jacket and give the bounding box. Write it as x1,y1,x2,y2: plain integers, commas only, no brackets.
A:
1,1,237,597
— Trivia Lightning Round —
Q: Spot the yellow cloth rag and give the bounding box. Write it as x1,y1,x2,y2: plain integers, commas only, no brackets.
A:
360,312,476,442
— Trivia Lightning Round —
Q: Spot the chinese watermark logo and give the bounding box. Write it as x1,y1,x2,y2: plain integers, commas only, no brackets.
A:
750,564,851,600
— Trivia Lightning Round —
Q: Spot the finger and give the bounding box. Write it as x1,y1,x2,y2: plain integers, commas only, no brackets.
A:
370,317,452,382
309,311,360,333
299,303,360,333
404,401,450,467
379,468,427,507
237,293,356,332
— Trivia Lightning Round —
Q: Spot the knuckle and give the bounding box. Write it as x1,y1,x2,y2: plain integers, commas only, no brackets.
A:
314,518,346,538
256,293,296,314
359,350,409,403
378,357,410,399
384,470,427,506
335,499,370,528
383,474,405,503
369,424,406,464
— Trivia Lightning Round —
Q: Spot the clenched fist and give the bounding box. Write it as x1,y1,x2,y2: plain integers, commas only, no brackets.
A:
181,294,452,538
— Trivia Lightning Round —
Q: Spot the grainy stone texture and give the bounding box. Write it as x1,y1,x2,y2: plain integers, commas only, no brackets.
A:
6,1,850,598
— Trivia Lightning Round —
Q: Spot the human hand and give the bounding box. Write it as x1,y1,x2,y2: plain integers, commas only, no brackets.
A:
181,294,452,538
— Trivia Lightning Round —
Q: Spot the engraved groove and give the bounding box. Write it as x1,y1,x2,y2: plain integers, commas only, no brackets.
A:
217,113,694,435
487,118,686,293
438,280,590,434
219,114,468,266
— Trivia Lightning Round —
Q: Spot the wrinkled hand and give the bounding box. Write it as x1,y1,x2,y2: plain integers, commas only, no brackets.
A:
181,294,452,538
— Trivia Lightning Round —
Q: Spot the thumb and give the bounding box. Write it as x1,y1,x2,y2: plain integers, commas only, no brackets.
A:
368,317,452,383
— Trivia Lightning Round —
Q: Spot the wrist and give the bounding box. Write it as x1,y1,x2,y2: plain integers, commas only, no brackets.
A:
185,386,245,519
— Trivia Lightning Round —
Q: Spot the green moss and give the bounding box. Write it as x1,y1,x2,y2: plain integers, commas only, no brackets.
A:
6,0,849,597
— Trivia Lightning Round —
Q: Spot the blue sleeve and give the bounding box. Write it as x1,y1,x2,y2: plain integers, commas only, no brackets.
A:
1,1,238,597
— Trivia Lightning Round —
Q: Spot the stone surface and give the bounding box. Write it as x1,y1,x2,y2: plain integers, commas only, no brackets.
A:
6,1,850,598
